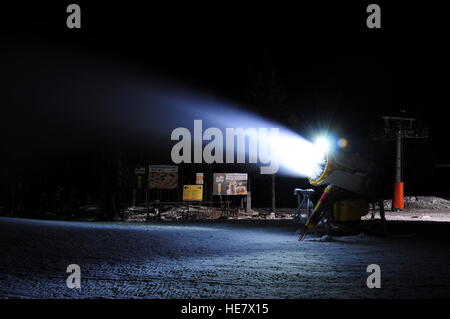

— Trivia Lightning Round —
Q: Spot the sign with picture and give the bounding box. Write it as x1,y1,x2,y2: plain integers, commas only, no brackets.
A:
213,173,248,195
196,173,204,185
148,165,178,189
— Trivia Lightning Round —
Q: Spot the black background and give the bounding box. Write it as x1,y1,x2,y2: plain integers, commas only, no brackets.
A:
1,1,449,208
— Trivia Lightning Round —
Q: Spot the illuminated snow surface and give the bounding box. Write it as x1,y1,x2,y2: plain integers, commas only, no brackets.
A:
1,217,449,298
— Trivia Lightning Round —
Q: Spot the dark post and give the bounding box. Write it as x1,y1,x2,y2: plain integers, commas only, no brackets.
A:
145,188,150,220
270,173,276,213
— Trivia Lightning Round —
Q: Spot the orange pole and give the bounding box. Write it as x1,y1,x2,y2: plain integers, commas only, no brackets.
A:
393,181,404,210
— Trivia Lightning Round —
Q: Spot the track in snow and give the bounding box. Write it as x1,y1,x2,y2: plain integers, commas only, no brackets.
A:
1,217,450,298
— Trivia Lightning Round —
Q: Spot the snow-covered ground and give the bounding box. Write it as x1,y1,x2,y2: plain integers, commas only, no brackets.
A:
1,217,449,298
378,196,450,222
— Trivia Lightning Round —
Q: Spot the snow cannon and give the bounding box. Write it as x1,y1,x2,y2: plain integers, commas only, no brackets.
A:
308,151,376,197
299,151,377,240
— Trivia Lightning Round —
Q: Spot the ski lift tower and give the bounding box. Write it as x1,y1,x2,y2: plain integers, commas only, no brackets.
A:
380,114,428,210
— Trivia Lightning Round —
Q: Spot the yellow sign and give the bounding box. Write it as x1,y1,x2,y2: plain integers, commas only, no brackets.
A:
183,185,203,201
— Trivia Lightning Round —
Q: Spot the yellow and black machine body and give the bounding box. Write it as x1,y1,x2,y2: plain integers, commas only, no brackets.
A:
298,151,380,240
332,200,369,222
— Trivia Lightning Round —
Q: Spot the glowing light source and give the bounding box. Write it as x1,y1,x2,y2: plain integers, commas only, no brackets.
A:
314,136,331,153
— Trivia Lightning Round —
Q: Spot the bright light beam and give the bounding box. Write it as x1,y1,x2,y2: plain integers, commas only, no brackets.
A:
267,131,328,178
129,80,329,178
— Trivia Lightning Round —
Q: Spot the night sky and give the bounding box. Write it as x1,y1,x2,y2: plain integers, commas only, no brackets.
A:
1,2,449,206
